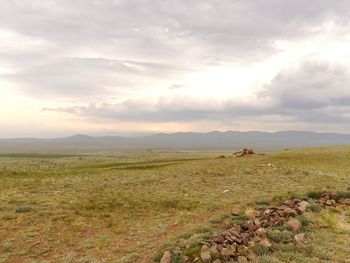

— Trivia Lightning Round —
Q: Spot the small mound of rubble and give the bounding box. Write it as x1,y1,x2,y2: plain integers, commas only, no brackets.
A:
159,192,350,263
232,149,255,157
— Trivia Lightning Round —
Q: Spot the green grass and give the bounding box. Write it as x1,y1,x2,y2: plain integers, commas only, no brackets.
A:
1,146,350,262
308,202,322,213
267,229,294,243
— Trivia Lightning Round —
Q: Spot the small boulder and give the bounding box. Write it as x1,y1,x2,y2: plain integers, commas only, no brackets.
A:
285,218,302,232
281,207,298,217
220,219,233,229
247,251,257,261
294,233,306,244
183,256,191,263
256,227,267,237
160,251,172,263
220,245,236,258
231,208,240,216
210,245,220,258
325,200,332,206
212,235,225,244
200,245,212,262
259,238,272,248
298,201,309,212
237,245,249,256
237,256,249,263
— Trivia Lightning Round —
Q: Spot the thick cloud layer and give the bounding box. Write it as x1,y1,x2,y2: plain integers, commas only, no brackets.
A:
1,0,350,135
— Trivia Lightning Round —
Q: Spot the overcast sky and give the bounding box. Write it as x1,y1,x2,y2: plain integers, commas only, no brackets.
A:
1,0,350,137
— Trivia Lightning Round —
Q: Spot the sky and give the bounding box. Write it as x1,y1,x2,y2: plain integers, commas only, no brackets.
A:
1,0,350,137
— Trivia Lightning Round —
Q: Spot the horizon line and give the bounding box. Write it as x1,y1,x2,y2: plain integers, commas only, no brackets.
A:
1,129,350,140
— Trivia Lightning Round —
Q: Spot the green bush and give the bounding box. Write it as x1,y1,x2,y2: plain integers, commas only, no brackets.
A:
172,253,184,263
15,207,32,213
267,230,294,243
210,214,229,224
255,200,270,206
233,214,249,225
335,191,350,201
254,244,270,256
308,203,322,213
298,215,310,227
307,191,325,199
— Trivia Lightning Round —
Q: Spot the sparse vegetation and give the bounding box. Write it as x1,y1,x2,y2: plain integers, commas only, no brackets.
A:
267,229,294,243
308,202,322,213
1,146,350,262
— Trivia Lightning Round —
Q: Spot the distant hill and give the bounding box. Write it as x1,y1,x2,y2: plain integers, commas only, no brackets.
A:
0,131,349,151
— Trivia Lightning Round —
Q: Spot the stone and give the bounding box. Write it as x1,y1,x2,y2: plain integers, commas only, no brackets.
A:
237,256,249,263
294,233,306,244
210,245,220,258
160,251,172,263
229,229,241,237
220,245,236,258
259,238,272,248
216,244,223,252
282,207,298,217
325,200,333,206
241,232,251,246
256,227,267,237
212,235,225,243
339,199,350,205
183,256,191,263
200,245,212,262
220,219,233,229
247,251,257,261
298,201,309,212
253,218,261,227
285,218,302,232
213,260,222,263
237,245,249,255
231,208,240,216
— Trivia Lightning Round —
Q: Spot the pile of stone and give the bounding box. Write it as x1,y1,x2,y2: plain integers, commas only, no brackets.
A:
232,149,255,157
200,199,308,263
160,192,348,263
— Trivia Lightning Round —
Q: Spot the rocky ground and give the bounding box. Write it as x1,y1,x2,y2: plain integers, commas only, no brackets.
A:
232,149,256,157
159,192,350,263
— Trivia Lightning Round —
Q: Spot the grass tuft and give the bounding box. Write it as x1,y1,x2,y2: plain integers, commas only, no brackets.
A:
15,207,32,213
306,191,325,199
308,203,322,213
334,191,350,201
254,244,270,256
267,230,294,243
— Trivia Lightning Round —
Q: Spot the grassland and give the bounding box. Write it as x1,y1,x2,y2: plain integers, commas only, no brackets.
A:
0,147,350,262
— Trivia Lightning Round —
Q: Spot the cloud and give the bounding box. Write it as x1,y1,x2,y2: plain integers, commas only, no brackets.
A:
2,0,350,62
260,61,350,109
2,0,350,98
4,57,186,97
44,60,350,125
2,1,350,134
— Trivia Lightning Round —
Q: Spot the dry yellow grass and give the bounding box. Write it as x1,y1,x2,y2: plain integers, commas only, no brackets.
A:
0,146,350,262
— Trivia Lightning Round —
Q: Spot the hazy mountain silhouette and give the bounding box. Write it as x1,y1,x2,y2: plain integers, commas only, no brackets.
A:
0,131,349,151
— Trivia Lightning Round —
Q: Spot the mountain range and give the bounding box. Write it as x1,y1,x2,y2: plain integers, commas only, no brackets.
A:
0,131,349,151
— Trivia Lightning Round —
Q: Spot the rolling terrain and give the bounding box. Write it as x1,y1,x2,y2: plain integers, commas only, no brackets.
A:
0,131,350,152
0,146,350,262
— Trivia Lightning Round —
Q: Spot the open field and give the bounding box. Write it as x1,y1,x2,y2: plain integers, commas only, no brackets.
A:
1,147,350,262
